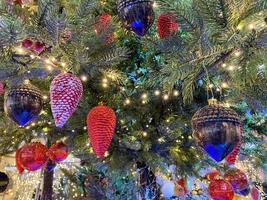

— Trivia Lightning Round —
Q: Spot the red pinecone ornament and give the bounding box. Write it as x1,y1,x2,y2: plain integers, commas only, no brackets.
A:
224,168,249,195
17,142,49,172
50,73,83,128
87,105,116,157
226,141,242,165
157,13,179,39
209,179,234,200
47,141,69,162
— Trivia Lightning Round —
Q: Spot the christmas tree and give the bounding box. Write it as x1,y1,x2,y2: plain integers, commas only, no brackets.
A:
0,0,266,199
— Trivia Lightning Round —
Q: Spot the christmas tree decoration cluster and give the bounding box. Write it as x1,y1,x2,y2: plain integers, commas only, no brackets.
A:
0,0,266,199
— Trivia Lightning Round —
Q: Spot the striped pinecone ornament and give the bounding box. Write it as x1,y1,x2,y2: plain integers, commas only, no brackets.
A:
50,73,83,128
87,105,116,157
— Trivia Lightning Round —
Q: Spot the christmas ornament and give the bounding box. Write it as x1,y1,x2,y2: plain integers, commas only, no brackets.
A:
47,160,56,172
226,141,242,165
224,168,249,195
17,142,49,172
239,187,250,196
206,170,222,181
87,105,116,157
0,172,9,193
117,0,155,36
0,82,4,95
4,84,43,126
16,148,25,174
175,178,187,196
95,13,114,44
31,41,45,54
50,73,83,128
47,141,69,162
251,186,260,200
157,13,179,39
208,179,234,200
22,38,33,49
192,101,242,162
95,13,113,34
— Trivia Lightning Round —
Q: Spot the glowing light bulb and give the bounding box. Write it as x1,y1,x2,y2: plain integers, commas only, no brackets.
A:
141,93,148,99
61,62,67,67
163,94,169,100
228,65,235,71
81,75,87,82
102,78,108,83
173,90,179,96
125,98,131,105
154,90,161,96
143,132,148,137
46,65,53,71
221,82,228,88
208,84,214,88
102,83,108,88
222,63,227,68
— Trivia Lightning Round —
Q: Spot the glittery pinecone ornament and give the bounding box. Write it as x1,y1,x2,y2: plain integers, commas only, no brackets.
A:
50,73,83,128
157,13,179,39
87,105,116,157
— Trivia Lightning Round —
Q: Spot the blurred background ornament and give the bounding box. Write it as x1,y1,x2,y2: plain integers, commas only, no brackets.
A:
50,73,83,128
208,179,234,200
161,180,175,198
250,186,260,200
4,83,43,126
0,172,9,193
157,13,179,39
192,102,242,162
47,141,69,162
224,168,249,195
87,105,116,157
117,0,155,36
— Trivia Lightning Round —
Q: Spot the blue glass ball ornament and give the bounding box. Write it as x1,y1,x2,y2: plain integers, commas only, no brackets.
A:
192,104,242,162
117,0,155,36
4,84,43,126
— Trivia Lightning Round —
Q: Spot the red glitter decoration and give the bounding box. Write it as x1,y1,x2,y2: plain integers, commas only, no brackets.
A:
177,178,188,193
224,168,249,195
207,170,222,181
95,13,112,34
95,13,114,44
50,73,83,128
87,105,116,157
47,141,69,162
31,41,45,54
22,38,33,49
209,179,234,200
15,148,24,174
17,143,49,172
0,82,4,95
226,140,242,165
157,13,179,39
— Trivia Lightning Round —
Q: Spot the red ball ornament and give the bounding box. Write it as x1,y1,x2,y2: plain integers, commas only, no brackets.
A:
47,142,69,162
157,13,179,39
17,143,49,172
0,82,4,95
22,38,33,49
87,105,116,157
207,170,222,181
209,179,234,200
224,168,249,195
31,41,45,54
15,148,24,174
50,73,83,128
